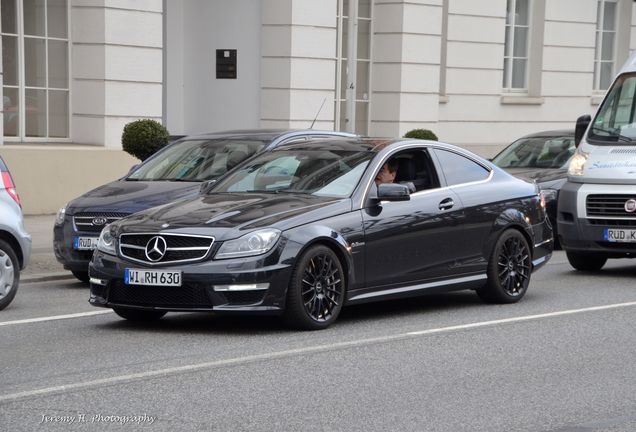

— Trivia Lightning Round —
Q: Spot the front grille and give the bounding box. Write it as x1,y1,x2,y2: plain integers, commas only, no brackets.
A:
588,219,636,227
586,195,636,218
74,212,130,233
119,233,214,265
108,281,213,308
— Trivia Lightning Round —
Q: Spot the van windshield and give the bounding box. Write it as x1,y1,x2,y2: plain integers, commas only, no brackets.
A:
589,73,636,144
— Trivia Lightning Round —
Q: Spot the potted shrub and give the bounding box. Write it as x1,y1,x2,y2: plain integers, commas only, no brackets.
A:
403,128,438,141
121,119,170,161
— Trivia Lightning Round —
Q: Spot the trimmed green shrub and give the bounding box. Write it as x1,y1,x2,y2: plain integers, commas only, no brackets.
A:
403,128,438,141
121,119,170,161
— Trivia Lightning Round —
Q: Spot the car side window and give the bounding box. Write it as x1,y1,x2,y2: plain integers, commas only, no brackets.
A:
433,149,490,186
375,149,441,193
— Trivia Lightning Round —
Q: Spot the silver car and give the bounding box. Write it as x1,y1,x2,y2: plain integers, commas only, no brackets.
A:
0,156,31,310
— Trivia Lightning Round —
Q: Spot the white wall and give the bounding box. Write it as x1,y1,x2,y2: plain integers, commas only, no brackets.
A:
165,0,261,135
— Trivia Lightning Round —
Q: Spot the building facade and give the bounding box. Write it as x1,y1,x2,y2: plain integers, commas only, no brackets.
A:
1,0,636,213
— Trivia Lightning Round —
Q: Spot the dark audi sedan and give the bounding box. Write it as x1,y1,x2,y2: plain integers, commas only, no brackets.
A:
54,129,354,283
491,130,575,247
89,138,553,329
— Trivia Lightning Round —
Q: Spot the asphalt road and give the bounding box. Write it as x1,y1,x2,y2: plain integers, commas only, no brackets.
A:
1,251,636,432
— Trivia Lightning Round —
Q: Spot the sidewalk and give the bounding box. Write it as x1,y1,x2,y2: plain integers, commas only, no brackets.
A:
22,214,73,283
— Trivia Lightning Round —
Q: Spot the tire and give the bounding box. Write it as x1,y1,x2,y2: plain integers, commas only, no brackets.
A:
72,270,90,284
283,245,345,330
566,252,607,272
0,240,20,311
477,229,532,304
113,307,167,322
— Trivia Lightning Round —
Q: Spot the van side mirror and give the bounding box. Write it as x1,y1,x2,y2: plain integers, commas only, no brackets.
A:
200,179,217,193
574,114,591,147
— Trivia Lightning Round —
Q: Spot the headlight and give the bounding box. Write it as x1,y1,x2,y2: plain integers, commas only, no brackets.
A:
540,188,558,204
215,229,281,259
55,205,67,226
567,149,589,176
96,225,116,255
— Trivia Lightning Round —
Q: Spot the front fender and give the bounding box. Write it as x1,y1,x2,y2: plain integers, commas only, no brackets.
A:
280,224,360,296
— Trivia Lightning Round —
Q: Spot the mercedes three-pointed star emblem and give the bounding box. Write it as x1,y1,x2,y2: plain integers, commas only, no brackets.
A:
145,236,167,262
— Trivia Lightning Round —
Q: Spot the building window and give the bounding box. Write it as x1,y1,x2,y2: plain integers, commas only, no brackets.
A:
503,0,530,91
2,0,70,141
335,0,372,135
594,0,617,91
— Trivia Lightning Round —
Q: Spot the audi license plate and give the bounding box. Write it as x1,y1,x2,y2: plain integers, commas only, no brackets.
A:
604,228,636,243
125,269,182,287
74,236,99,250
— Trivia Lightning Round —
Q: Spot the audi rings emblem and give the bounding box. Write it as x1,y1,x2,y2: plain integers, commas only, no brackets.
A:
92,217,108,226
625,199,636,213
145,236,167,262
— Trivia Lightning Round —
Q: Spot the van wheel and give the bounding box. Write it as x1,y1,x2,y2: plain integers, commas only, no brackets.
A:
72,270,90,284
0,240,19,311
566,252,607,271
477,230,531,304
113,307,167,321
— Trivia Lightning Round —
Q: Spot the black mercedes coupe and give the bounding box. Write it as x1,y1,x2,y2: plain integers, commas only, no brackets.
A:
89,138,553,329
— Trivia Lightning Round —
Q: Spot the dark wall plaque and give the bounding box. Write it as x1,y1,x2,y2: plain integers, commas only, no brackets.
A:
216,49,237,79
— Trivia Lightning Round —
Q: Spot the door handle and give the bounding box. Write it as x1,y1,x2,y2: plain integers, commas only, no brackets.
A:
438,198,454,210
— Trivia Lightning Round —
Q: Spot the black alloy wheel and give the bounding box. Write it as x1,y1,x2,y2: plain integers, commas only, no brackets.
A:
113,307,167,322
478,229,531,304
284,245,345,330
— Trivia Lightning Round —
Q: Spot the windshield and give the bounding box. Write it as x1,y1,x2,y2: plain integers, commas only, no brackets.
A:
212,148,374,198
589,73,636,144
492,135,575,169
127,138,268,181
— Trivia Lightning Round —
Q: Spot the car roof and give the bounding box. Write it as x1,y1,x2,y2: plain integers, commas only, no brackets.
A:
270,137,475,156
177,129,356,141
518,129,574,139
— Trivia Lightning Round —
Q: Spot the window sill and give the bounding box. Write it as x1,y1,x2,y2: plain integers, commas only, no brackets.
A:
500,95,544,105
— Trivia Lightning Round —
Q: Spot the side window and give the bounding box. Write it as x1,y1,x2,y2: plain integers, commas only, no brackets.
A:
375,149,441,192
433,149,490,186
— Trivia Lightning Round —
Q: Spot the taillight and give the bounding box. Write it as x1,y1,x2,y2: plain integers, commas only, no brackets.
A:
1,171,21,208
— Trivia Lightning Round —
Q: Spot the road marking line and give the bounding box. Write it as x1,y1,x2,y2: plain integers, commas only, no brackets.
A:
1,300,636,403
0,310,113,327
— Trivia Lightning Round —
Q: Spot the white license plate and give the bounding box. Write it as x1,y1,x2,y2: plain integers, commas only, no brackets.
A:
74,236,99,250
124,268,182,287
604,228,636,243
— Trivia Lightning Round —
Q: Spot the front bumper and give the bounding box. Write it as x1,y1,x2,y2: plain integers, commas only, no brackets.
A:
88,250,293,315
53,219,99,271
558,182,636,257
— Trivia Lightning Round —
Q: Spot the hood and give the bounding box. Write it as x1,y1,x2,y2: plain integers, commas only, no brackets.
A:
504,167,567,189
115,193,350,241
575,143,636,184
68,180,201,214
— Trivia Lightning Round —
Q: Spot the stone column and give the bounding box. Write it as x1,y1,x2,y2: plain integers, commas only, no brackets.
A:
260,0,338,130
71,0,163,148
370,0,442,138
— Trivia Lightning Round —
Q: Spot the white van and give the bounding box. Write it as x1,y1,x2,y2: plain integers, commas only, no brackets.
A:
557,51,636,271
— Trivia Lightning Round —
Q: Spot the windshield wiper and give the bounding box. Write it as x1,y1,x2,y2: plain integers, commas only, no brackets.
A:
591,126,633,142
244,189,281,194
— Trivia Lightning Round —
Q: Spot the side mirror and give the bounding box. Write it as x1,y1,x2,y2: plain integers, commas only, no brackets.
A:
200,179,217,193
574,114,591,147
377,183,410,201
128,164,139,174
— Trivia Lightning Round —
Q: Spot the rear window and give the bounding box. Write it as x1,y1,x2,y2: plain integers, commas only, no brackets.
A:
434,149,490,186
